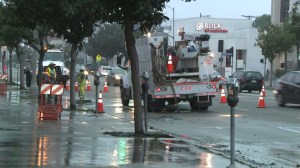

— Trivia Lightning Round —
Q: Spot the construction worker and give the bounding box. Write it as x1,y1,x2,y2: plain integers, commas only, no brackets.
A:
77,66,86,100
43,62,57,104
45,62,57,84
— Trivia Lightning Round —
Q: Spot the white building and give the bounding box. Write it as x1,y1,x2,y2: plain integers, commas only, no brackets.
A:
160,17,270,78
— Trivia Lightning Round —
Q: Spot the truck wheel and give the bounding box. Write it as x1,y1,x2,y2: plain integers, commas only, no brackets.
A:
148,98,165,112
120,81,130,106
199,106,209,110
189,97,211,112
189,98,199,111
122,98,129,106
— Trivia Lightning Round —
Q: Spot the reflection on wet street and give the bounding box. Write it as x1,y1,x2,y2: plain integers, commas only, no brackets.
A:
0,88,248,168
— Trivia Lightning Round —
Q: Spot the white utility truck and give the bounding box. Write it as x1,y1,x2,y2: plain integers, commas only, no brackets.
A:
42,49,69,86
120,32,219,112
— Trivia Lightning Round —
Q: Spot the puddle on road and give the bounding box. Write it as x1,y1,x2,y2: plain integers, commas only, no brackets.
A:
0,135,241,168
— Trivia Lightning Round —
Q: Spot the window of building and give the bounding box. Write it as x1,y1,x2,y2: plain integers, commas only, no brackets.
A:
280,0,290,22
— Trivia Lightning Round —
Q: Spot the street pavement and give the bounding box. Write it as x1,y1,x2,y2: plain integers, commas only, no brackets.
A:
0,83,250,168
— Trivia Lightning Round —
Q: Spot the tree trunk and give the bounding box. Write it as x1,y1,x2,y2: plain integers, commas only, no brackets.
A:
284,52,287,70
124,19,144,135
270,61,274,88
297,45,300,70
9,50,13,85
2,51,6,75
69,44,78,110
37,50,45,95
16,47,26,89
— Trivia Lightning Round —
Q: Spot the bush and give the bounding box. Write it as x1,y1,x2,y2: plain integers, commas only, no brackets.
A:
275,69,289,78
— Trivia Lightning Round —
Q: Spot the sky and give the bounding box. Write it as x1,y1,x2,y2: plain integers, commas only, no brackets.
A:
164,0,271,20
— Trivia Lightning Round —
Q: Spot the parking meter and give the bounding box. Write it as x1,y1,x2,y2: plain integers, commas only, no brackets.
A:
141,72,149,92
141,71,149,131
227,78,239,107
227,77,239,167
94,72,100,86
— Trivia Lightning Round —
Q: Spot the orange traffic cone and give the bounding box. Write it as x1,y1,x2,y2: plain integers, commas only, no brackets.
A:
65,80,70,91
75,82,79,92
219,86,227,103
86,80,91,91
64,97,70,109
84,80,87,90
98,91,104,113
103,81,109,92
257,91,266,108
261,84,266,97
167,54,174,73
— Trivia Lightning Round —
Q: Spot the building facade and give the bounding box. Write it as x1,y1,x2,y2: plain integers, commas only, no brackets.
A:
160,17,270,78
272,0,300,71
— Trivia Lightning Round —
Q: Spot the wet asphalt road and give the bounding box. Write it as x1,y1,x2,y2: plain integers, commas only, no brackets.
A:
0,83,249,168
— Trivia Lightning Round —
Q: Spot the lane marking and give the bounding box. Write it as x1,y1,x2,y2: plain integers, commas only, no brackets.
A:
278,127,300,134
236,108,250,112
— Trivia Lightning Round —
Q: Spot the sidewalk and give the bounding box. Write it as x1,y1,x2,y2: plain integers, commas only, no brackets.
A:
0,85,249,168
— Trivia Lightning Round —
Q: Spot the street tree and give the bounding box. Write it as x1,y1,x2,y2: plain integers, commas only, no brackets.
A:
252,14,271,29
291,0,300,70
7,0,102,109
99,0,170,134
278,23,296,71
85,23,127,62
256,24,293,87
0,4,33,89
4,0,55,95
46,0,103,109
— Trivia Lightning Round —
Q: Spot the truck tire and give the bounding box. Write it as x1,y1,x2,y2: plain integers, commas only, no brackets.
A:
189,96,211,112
122,98,129,106
148,97,165,112
120,81,130,106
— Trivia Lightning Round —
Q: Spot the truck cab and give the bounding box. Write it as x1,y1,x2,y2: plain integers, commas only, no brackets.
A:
43,49,69,86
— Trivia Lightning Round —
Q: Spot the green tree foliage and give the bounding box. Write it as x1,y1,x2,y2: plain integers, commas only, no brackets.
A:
6,0,103,109
85,23,127,61
256,23,295,86
0,3,33,88
252,14,271,28
99,0,172,134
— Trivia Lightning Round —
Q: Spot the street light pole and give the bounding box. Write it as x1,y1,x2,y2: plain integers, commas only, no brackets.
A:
166,5,175,46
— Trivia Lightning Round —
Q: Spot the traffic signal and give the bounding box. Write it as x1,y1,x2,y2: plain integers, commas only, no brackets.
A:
260,58,264,63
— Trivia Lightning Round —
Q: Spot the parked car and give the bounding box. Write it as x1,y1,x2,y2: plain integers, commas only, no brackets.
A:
230,70,264,93
273,71,300,107
106,67,126,86
100,66,113,76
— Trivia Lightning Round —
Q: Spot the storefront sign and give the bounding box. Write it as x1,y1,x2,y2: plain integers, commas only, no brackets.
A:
196,23,228,33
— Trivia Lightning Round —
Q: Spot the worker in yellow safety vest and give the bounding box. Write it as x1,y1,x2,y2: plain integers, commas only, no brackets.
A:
77,66,87,100
45,62,57,84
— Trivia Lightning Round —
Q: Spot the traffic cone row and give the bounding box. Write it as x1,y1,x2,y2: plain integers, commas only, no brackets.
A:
75,82,79,92
219,86,267,108
98,90,104,113
257,91,266,108
167,54,174,73
103,80,109,92
86,80,91,91
84,80,91,91
65,80,70,91
219,86,227,103
64,97,70,109
261,84,266,97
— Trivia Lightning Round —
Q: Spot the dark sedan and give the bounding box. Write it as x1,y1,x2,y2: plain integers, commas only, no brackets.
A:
106,67,126,86
273,71,300,107
231,70,264,93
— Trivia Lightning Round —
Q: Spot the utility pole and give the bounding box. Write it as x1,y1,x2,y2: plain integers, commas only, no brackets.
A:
241,15,255,19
